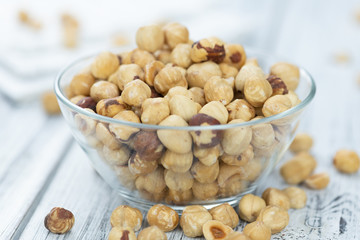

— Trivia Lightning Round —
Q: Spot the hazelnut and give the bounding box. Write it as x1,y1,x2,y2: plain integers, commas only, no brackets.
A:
187,61,222,88
137,226,167,240
110,205,143,231
220,145,254,167
157,115,192,154
224,231,251,240
108,226,137,240
90,52,119,79
209,203,239,229
270,62,300,91
238,194,266,222
155,49,172,64
164,86,193,101
76,96,97,112
169,95,199,122
256,205,289,234
262,187,290,210
135,167,166,194
305,172,330,190
202,220,233,240
44,207,75,234
136,24,164,53
241,159,262,181
191,37,226,63
171,43,192,68
283,187,307,209
121,79,151,107
204,76,234,105
109,110,140,143
219,63,239,79
262,95,292,117
222,119,252,155
138,187,167,203
70,95,86,105
128,152,158,176
154,66,188,95
95,122,121,150
128,48,156,68
133,130,164,161
242,221,271,240
333,149,360,173
164,169,194,191
285,90,301,107
74,109,97,136
189,87,206,106
251,123,275,149
193,144,222,166
180,205,213,237
42,91,61,115
141,98,170,125
163,22,189,49
199,101,229,124
147,204,179,232
223,44,247,69
226,99,255,122
189,113,222,148
246,58,259,67
289,133,313,153
90,80,119,102
102,144,131,166
266,75,288,96
217,163,245,187
191,159,219,184
69,73,95,96
161,150,193,173
192,181,219,200
218,174,248,197
108,64,144,91
280,152,317,184
113,165,137,190
144,60,165,86
166,189,193,205
96,96,129,117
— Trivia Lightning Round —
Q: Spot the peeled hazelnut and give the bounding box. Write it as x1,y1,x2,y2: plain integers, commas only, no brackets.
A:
221,145,254,167
113,165,137,190
209,203,239,229
161,150,193,173
227,99,255,122
189,87,206,106
139,187,167,203
217,163,245,188
133,130,164,161
283,187,307,209
202,220,233,240
241,159,262,182
191,37,226,63
267,75,288,96
90,51,120,79
42,91,61,115
270,62,300,91
128,48,156,68
171,43,192,68
137,226,167,240
186,61,222,88
285,90,301,107
144,60,165,86
262,187,290,210
193,144,222,166
90,80,119,102
218,174,248,197
163,22,189,49
222,119,252,155
238,194,266,222
262,95,292,117
280,152,317,184
204,76,234,105
69,73,95,96
305,172,330,190
191,159,219,183
333,149,360,173
166,189,193,205
251,123,275,149
164,169,194,191
147,204,179,232
136,24,164,53
257,205,289,234
224,232,251,240
76,96,97,112
169,95,199,122
108,227,137,240
44,207,75,234
189,113,222,148
242,221,271,240
128,152,158,176
141,97,170,125
180,205,213,237
109,64,144,91
154,66,188,95
96,96,129,117
110,205,143,231
109,110,140,143
135,167,166,194
95,122,120,150
192,181,219,200
164,86,193,101
289,133,313,153
70,95,86,105
155,49,172,64
219,63,239,79
102,144,130,166
199,101,229,125
74,109,97,136
223,44,247,69
121,79,151,107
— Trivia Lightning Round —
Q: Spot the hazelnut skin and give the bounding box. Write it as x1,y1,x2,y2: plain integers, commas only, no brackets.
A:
44,207,75,234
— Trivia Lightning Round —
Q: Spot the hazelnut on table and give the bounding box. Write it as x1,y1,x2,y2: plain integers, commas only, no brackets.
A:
180,205,212,237
256,205,289,234
224,231,251,240
147,204,179,232
209,203,239,229
238,194,266,222
305,172,330,190
108,226,137,240
242,221,271,240
44,207,75,234
110,205,143,231
283,186,307,209
202,220,233,240
289,133,313,153
262,187,290,210
137,226,167,240
42,91,61,115
333,149,360,173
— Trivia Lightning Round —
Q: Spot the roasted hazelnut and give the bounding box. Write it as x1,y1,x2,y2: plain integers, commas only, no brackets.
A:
86,135,103,149
42,91,61,115
69,73,95,96
222,119,252,155
221,145,254,167
186,61,222,88
113,165,137,190
95,122,121,149
155,49,172,64
161,150,193,173
137,226,167,240
171,43,192,68
285,90,301,107
135,167,166,194
157,115,192,154
193,144,222,166
266,75,288,96
110,205,143,231
204,76,234,105
154,66,188,95
209,203,239,229
128,48,156,68
191,159,219,183
128,152,158,176
90,80,119,102
202,220,233,240
219,63,239,79
241,159,262,181
257,205,289,234
189,113,222,148
305,172,330,190
224,231,251,240
180,205,213,237
96,96,128,117
238,194,266,222
90,52,119,79
44,207,75,234
192,181,219,200
144,60,165,86
189,87,206,106
199,101,229,124
164,169,194,191
227,99,255,122
169,95,199,122
270,62,300,91
108,110,140,143
108,227,136,240
262,95,292,117
70,95,86,105
223,44,247,69
217,163,245,187
251,123,275,149
166,189,193,205
133,130,164,161
242,221,271,240
191,37,226,63
164,86,193,101
102,144,130,166
283,187,307,209
333,149,360,173
262,187,290,210
136,24,164,53
108,64,144,91
147,204,179,232
139,187,167,203
141,97,170,125
74,109,97,136
289,133,313,153
218,174,248,197
76,96,97,111
163,22,189,49
280,152,317,184
121,79,151,107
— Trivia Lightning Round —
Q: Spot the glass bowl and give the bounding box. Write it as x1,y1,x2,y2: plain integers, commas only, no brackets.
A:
54,49,316,211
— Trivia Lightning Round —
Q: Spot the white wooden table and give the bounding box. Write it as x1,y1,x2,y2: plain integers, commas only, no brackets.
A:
1,0,360,239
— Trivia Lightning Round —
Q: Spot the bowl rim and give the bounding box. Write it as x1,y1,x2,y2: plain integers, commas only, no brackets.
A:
54,51,316,131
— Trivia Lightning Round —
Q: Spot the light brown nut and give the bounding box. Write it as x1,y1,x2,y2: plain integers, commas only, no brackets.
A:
161,150,193,173
121,80,151,107
42,91,61,115
242,221,271,240
70,95,86,105
286,90,301,107
209,203,239,229
157,115,192,154
164,169,194,191
333,149,360,173
110,205,143,231
74,109,97,136
238,194,266,222
189,114,222,149
193,144,222,166
270,62,300,91
305,172,330,190
218,174,248,197
141,97,170,125
144,60,165,86
204,76,234,105
289,133,313,153
165,189,193,205
128,48,156,69
241,159,262,181
191,159,219,184
86,135,103,149
113,165,137,190
257,205,289,234
262,95,292,117
224,231,251,240
164,86,193,101
226,99,255,122
154,66,188,95
171,43,192,68
90,80,119,102
147,204,179,232
223,44,247,69
169,95,199,122
222,119,252,155
189,87,206,106
154,49,172,64
133,130,164,162
251,123,275,149
280,152,317,184
266,75,288,96
202,220,233,240
108,227,136,240
199,101,229,125
44,207,75,234
90,52,120,79
163,22,189,49
262,188,290,210
219,63,239,79
180,205,213,237
221,145,254,167
192,181,219,200
282,187,307,209
95,122,120,150
109,110,140,143
217,163,245,187
136,24,164,53
138,187,167,203
96,96,129,117
108,64,144,91
187,61,222,88
135,167,166,194
69,73,95,96
102,144,130,166
191,37,226,63
137,226,167,240
128,153,158,176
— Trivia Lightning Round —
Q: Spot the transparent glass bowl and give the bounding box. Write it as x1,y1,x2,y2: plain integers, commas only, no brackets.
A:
55,50,316,211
